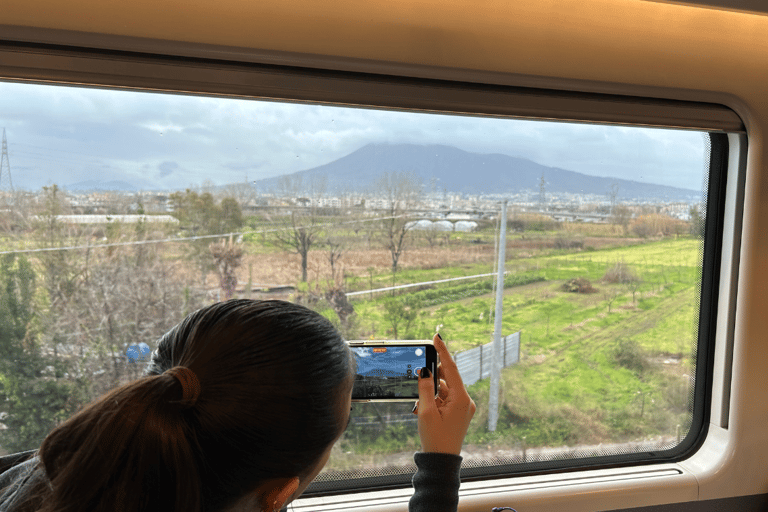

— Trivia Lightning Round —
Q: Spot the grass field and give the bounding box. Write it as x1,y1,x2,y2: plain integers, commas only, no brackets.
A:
4,212,702,469
325,236,702,470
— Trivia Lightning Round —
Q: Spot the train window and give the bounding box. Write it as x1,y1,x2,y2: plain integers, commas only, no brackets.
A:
0,77,726,495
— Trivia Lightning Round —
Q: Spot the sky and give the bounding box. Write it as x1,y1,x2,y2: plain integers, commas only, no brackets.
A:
0,80,708,192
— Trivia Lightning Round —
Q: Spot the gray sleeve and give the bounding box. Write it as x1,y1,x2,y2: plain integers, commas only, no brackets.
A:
0,456,43,512
408,452,463,512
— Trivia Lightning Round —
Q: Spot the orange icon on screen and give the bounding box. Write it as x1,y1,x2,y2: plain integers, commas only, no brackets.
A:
373,348,387,353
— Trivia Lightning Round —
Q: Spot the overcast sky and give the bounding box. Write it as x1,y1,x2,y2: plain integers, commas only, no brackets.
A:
0,81,708,192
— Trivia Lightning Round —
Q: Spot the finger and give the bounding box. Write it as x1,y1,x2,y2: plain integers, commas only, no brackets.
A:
432,333,467,389
417,367,438,415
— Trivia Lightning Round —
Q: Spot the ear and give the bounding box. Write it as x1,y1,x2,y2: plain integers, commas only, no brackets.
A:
260,477,300,512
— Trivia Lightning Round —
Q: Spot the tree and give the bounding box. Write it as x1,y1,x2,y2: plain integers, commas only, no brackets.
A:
325,230,345,284
57,225,194,395
383,296,418,340
270,175,325,282
378,172,421,273
169,190,243,235
274,209,321,283
35,185,80,310
220,197,244,231
222,177,258,210
603,289,621,313
169,190,243,284
210,236,244,300
0,254,77,451
689,204,705,237
611,205,632,235
421,222,440,248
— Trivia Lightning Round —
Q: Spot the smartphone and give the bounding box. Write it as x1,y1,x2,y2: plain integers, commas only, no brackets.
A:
348,340,439,402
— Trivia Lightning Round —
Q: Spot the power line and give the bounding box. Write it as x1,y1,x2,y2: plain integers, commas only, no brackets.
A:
0,214,406,255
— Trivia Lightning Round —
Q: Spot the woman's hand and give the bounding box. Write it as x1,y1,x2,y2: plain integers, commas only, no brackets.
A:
412,333,476,455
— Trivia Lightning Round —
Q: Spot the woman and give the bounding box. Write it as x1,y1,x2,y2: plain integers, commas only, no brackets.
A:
0,299,475,512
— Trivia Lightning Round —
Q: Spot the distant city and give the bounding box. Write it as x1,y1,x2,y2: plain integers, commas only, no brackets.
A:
2,186,696,228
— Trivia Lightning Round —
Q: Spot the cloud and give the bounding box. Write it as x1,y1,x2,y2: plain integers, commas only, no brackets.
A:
158,161,179,178
0,80,708,192
140,122,185,134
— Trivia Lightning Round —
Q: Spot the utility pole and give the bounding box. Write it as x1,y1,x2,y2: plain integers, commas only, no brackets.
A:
489,200,507,432
0,128,13,195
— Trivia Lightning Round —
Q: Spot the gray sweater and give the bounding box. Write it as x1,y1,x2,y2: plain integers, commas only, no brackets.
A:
0,450,463,512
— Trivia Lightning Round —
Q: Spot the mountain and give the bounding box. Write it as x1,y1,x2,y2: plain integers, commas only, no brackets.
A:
254,143,700,201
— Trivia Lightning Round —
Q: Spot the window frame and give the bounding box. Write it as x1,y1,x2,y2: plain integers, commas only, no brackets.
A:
0,34,745,498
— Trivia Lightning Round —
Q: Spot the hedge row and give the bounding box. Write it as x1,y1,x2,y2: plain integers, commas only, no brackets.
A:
381,273,546,309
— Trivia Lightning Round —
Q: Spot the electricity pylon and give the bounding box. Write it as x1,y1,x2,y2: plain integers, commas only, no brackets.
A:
0,128,13,195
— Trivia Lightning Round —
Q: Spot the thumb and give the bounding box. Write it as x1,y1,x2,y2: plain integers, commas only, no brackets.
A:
417,367,437,415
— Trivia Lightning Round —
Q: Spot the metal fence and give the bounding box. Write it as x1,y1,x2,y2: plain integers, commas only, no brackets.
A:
454,332,520,387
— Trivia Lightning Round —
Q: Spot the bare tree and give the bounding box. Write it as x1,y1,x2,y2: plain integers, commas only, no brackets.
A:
604,289,621,313
612,205,632,235
210,235,244,300
326,232,344,283
271,174,326,282
43,219,194,397
221,177,258,210
277,211,320,283
421,223,440,247
377,172,421,273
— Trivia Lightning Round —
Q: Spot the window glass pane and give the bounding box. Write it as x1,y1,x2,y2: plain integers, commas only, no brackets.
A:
0,81,709,487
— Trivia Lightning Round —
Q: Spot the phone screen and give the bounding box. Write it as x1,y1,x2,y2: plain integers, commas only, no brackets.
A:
350,345,434,400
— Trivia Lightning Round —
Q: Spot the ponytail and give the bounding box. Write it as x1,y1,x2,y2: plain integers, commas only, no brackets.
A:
36,372,202,512
14,300,352,512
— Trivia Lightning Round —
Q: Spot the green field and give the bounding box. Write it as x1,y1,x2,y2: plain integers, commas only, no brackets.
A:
330,237,700,468
0,210,702,466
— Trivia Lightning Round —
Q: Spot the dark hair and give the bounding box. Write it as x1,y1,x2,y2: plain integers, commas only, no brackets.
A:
25,299,353,512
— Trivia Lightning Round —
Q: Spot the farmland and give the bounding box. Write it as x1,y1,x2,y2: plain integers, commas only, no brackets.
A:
0,198,702,472
321,236,700,473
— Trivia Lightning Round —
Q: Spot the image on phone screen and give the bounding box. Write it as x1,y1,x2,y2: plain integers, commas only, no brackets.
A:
351,346,428,400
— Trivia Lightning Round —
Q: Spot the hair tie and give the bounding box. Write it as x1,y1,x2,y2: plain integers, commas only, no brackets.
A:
164,366,201,408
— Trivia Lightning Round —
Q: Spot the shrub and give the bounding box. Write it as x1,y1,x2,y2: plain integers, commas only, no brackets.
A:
509,214,560,232
553,238,584,250
614,339,649,374
561,277,597,294
603,261,638,284
630,213,688,238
